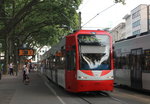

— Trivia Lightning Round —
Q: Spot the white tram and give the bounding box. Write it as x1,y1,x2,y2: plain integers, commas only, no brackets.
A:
114,33,150,91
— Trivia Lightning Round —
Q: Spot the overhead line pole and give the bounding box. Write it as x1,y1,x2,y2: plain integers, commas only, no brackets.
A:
79,12,82,30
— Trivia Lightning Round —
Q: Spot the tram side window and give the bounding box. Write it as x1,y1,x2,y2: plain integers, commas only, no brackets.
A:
59,50,66,69
50,56,53,70
55,56,59,69
66,51,75,70
122,53,130,69
57,56,65,69
51,56,56,70
115,56,123,69
115,53,130,69
115,56,120,69
46,59,50,69
145,56,150,70
144,50,150,71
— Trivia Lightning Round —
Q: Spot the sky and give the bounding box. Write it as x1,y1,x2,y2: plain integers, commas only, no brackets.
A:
78,0,150,30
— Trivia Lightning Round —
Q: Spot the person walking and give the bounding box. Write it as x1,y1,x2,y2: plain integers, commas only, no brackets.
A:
23,64,26,82
9,62,14,75
23,64,30,84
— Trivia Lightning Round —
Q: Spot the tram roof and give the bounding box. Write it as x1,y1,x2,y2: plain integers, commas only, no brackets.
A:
115,32,150,44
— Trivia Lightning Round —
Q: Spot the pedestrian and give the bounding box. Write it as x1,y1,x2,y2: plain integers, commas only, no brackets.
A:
23,64,26,82
29,62,32,72
23,64,30,84
9,62,14,75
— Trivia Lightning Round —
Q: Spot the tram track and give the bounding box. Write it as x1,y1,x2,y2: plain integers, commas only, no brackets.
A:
99,91,129,104
79,96,93,104
78,91,129,104
44,74,128,104
41,74,149,104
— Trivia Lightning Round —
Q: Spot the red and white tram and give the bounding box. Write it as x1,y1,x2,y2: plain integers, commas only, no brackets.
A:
41,30,114,92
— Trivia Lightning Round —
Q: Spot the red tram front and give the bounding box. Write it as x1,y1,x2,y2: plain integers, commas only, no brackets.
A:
65,30,114,92
42,30,114,93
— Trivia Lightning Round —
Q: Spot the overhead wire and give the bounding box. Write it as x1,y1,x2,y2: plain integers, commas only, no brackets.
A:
81,3,117,28
82,3,149,29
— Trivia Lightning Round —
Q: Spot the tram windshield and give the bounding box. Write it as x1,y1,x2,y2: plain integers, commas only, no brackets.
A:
78,34,110,70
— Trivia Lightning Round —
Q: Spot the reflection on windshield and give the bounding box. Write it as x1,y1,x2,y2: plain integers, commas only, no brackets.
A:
80,52,110,70
78,34,110,70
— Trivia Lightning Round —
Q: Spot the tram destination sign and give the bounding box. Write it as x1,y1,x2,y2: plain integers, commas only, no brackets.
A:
19,48,34,56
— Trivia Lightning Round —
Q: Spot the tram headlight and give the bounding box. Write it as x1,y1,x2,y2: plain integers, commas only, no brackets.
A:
61,57,64,61
78,76,87,79
107,76,113,79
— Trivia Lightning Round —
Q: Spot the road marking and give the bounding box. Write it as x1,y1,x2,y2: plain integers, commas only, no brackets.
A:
45,82,66,104
110,96,128,104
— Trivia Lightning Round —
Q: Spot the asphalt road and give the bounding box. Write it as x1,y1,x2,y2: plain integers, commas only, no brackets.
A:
0,71,149,104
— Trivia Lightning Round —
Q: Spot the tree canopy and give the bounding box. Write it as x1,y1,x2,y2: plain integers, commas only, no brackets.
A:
0,0,82,48
0,0,125,48
0,0,125,71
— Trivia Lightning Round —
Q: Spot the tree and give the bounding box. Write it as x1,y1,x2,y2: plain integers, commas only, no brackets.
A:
115,0,125,4
0,0,82,74
0,0,125,74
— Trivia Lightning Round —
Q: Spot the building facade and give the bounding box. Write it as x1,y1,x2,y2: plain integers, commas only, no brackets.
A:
111,4,150,43
123,14,132,38
131,4,149,35
110,23,126,43
31,46,51,63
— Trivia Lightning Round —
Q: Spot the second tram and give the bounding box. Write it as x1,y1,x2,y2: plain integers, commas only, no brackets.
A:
41,30,114,92
114,33,150,91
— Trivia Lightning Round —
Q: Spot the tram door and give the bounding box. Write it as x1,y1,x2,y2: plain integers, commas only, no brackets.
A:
130,49,142,89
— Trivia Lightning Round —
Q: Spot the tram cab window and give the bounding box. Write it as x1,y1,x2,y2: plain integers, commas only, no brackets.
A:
66,50,75,70
79,45,110,70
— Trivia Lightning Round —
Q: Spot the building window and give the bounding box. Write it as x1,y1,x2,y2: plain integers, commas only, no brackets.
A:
132,11,140,19
132,20,140,28
133,30,140,35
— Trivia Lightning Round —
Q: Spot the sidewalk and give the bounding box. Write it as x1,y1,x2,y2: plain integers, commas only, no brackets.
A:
0,71,61,104
0,73,18,104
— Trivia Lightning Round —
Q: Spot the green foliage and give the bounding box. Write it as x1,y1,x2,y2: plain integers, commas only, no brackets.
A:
115,0,126,4
6,0,82,48
0,0,124,49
